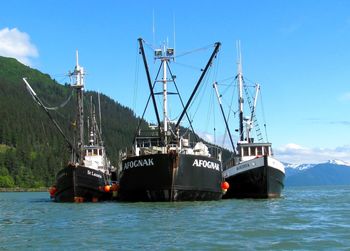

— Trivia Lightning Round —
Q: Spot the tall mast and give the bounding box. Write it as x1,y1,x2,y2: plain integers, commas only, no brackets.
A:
162,48,168,144
237,41,244,142
71,50,85,164
89,96,95,145
98,92,102,137
154,41,174,145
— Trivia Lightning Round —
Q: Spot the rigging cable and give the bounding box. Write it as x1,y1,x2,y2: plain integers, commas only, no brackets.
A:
26,83,75,111
133,42,140,112
133,60,163,141
174,44,215,59
166,64,198,141
259,88,269,142
216,80,237,150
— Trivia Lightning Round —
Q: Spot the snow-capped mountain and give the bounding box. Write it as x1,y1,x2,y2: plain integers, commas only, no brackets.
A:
284,160,350,186
284,163,316,170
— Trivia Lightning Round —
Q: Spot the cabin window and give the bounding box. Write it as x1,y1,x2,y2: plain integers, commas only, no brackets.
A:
257,147,263,156
250,147,256,156
264,146,270,156
93,149,98,155
99,149,103,155
243,147,249,156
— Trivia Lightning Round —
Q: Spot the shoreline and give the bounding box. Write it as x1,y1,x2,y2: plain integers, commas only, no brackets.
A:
0,187,48,192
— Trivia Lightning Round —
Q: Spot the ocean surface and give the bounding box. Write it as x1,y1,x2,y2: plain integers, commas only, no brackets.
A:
1,186,350,251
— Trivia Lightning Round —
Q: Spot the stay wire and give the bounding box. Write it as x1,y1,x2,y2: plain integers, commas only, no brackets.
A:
166,63,198,141
133,42,140,112
133,60,163,141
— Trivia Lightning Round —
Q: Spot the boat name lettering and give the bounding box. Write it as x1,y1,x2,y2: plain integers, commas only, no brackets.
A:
87,170,102,179
124,158,154,170
192,159,220,171
236,163,250,171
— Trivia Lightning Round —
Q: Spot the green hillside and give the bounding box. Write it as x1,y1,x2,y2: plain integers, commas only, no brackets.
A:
0,56,140,188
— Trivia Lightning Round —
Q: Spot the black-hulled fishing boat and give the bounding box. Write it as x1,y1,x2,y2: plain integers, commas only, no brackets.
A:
118,38,224,202
214,42,285,199
24,52,113,202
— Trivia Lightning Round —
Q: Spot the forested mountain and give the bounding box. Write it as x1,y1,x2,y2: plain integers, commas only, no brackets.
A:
0,56,141,188
0,56,231,188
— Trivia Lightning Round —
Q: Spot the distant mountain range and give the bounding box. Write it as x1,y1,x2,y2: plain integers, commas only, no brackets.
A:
284,160,350,186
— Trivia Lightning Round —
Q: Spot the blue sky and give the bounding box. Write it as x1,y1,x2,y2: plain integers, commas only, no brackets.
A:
1,0,350,163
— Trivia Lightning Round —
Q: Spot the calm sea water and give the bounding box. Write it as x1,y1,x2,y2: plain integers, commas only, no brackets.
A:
1,186,350,251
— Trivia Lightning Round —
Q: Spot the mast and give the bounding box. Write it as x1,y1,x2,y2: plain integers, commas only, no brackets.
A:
162,44,168,144
237,41,244,142
89,96,94,145
70,50,85,164
98,92,102,138
158,42,175,144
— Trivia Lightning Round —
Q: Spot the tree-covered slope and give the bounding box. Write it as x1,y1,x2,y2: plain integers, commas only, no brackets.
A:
0,56,139,188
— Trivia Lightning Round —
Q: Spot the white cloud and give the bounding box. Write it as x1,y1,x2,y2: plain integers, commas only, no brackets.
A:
0,27,38,65
275,143,350,164
197,131,350,165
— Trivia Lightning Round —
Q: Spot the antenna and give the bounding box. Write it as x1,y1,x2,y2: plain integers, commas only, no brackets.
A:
236,40,244,141
152,9,156,47
76,50,79,69
236,40,242,74
173,13,176,61
98,91,102,137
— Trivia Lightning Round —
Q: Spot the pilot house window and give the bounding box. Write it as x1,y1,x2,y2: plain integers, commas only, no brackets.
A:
257,147,263,156
243,147,249,156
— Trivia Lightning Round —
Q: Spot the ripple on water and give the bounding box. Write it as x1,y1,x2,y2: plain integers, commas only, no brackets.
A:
1,188,350,250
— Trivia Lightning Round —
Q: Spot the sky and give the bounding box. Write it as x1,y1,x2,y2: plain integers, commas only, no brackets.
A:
1,0,350,164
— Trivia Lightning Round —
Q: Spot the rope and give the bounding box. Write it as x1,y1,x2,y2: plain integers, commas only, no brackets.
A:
25,83,74,111
259,89,269,142
133,42,140,112
44,89,74,110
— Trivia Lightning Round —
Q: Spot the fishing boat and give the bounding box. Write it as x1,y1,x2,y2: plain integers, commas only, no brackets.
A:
118,38,224,202
23,52,114,202
214,43,285,199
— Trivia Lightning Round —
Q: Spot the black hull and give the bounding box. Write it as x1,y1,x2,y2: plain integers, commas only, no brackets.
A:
119,153,223,202
223,157,285,199
54,165,111,202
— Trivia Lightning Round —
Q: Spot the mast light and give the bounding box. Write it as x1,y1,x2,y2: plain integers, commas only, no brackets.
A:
155,49,162,58
166,48,174,56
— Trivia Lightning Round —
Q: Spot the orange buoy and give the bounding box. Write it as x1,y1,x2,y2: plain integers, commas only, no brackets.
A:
74,197,84,203
104,185,111,192
221,181,230,190
49,186,57,196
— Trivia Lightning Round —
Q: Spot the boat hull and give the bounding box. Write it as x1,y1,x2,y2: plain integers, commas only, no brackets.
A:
119,153,223,202
222,156,285,199
53,164,111,202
